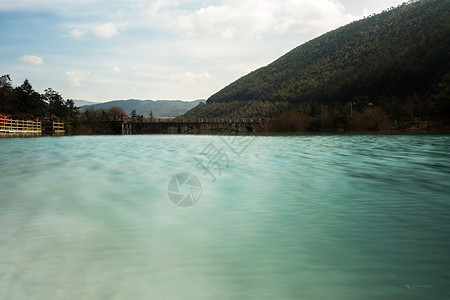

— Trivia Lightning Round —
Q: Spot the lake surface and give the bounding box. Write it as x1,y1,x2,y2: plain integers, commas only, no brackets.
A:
1,134,449,299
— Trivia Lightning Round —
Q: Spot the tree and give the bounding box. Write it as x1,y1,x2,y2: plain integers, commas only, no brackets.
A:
65,99,79,120
0,74,15,113
15,79,45,118
83,107,97,121
271,111,310,132
42,88,68,119
106,106,125,120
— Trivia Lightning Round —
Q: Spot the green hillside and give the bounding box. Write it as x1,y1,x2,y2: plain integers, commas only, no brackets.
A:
185,0,450,131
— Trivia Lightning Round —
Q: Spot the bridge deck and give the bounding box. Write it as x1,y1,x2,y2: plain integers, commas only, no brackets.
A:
121,118,270,134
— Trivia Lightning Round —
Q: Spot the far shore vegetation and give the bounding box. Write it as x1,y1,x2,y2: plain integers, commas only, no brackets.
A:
1,73,449,135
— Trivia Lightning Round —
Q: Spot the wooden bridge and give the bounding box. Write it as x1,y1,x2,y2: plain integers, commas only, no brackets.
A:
0,118,65,135
0,119,41,134
120,118,270,134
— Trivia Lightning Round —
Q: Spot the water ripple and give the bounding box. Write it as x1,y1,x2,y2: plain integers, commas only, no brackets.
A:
1,134,449,299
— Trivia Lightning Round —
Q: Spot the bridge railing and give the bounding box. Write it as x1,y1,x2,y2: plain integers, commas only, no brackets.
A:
52,121,65,134
0,119,42,132
135,118,270,123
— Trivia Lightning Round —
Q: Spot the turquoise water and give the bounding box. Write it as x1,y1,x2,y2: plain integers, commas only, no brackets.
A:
1,135,449,299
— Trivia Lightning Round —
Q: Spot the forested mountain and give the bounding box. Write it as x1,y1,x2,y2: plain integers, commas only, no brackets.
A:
81,99,205,118
185,0,450,131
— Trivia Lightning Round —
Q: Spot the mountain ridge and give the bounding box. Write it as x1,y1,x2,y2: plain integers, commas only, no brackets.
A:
207,0,449,105
81,99,206,117
184,0,450,131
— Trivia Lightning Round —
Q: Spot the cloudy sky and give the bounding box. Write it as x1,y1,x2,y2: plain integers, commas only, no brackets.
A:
0,0,406,102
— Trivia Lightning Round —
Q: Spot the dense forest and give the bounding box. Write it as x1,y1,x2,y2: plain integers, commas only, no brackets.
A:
185,0,450,132
0,75,132,134
0,75,78,122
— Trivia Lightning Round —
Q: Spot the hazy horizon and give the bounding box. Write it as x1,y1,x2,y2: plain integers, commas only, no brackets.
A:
74,98,206,105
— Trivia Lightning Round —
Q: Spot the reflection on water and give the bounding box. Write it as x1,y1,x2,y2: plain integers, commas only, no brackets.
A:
1,135,449,299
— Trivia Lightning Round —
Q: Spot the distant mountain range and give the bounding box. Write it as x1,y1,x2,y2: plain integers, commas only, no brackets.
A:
73,100,97,107
78,99,205,117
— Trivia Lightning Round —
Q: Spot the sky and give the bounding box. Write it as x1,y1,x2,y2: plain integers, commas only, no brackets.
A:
0,0,406,103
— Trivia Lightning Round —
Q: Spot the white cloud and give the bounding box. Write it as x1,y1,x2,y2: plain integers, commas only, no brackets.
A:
2,0,407,102
141,0,178,20
162,0,359,39
170,72,211,83
93,22,119,38
70,28,87,38
18,55,45,65
66,70,90,87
